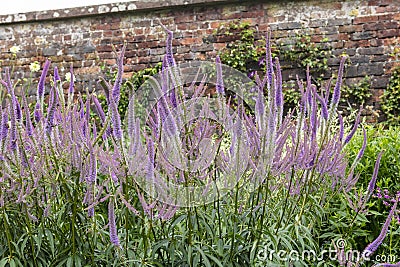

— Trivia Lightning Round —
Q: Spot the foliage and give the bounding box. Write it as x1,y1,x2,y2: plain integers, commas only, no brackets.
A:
381,67,400,124
214,21,266,75
344,124,400,256
276,33,332,84
339,75,372,113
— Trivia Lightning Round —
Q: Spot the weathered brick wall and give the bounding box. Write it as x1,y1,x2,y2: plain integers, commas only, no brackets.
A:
0,0,399,109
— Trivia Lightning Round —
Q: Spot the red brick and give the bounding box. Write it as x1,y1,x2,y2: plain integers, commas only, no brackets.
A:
213,43,226,50
377,29,400,38
353,15,378,24
210,21,221,29
180,38,202,45
175,15,195,24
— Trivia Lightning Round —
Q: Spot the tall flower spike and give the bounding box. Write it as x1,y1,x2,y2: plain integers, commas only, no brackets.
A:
127,94,135,137
338,112,344,141
265,30,273,90
330,56,346,110
215,55,225,94
45,87,57,135
344,109,361,144
356,126,367,160
159,22,176,67
362,200,397,259
316,92,328,120
37,59,51,102
0,105,8,141
108,199,121,247
53,66,60,82
110,96,122,140
22,93,34,136
112,44,126,104
69,64,74,93
368,151,384,195
275,57,283,125
34,102,42,123
15,98,22,122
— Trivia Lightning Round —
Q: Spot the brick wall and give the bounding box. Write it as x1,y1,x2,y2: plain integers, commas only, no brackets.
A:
0,0,399,110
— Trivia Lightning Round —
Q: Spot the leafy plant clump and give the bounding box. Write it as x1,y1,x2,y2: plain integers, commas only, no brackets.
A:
0,27,398,267
381,67,400,124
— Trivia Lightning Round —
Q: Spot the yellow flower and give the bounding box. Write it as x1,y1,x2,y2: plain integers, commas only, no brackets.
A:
29,61,41,72
9,45,21,54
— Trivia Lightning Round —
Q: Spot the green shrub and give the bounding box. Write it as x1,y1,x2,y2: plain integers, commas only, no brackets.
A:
381,67,400,124
344,124,400,255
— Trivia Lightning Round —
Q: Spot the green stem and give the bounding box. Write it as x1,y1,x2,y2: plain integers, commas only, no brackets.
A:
2,207,13,258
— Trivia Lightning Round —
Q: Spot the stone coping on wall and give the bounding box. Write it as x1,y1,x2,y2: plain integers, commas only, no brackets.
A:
0,0,240,25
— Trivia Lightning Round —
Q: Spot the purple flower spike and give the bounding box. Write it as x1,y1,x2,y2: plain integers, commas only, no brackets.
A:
344,110,361,144
368,151,384,194
362,200,397,259
53,66,60,82
86,144,97,184
215,56,224,94
45,87,57,135
357,126,367,160
15,98,22,122
110,97,122,140
112,44,126,104
0,105,8,141
338,113,344,141
37,59,51,101
275,57,283,109
265,31,273,89
92,95,106,123
34,102,42,123
22,94,34,136
316,93,328,120
160,23,176,67
69,64,74,94
331,56,346,107
108,199,121,247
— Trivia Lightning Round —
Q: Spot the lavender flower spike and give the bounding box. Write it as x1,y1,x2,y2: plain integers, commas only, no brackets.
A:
159,22,176,67
53,66,60,82
112,44,126,104
368,151,384,195
69,67,74,93
215,56,224,94
344,109,361,144
362,200,397,259
0,105,8,141
37,59,51,102
316,92,328,120
330,56,346,109
356,126,367,160
108,199,121,247
275,57,283,108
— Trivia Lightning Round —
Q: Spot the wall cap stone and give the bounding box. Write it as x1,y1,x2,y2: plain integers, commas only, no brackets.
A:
0,0,241,25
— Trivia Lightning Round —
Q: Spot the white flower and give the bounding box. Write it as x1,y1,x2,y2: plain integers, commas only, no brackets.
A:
65,72,75,82
9,45,20,54
29,61,41,72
